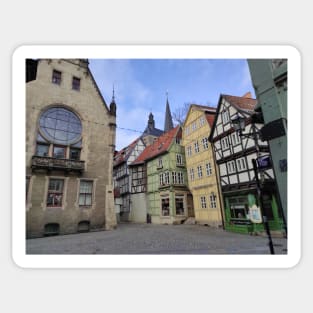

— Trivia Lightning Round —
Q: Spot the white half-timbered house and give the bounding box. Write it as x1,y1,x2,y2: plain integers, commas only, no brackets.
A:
209,92,284,234
113,138,146,222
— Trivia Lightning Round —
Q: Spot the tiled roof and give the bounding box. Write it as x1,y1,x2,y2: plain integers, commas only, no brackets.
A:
223,94,257,113
113,138,141,167
205,112,216,128
132,126,180,165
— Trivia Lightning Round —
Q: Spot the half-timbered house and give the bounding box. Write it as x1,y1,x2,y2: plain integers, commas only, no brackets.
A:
209,92,284,234
113,137,146,222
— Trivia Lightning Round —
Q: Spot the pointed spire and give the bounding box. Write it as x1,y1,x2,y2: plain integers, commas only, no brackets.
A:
164,91,174,132
109,84,116,116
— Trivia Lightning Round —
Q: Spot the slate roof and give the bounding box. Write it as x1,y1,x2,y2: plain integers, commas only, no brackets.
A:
164,99,174,132
132,126,180,165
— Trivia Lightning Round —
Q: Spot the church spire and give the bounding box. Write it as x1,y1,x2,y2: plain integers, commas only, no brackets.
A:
164,91,174,132
109,85,116,116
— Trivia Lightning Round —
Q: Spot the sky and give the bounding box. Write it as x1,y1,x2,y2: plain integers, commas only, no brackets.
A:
88,59,255,151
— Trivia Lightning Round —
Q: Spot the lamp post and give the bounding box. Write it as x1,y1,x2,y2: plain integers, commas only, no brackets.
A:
231,113,275,255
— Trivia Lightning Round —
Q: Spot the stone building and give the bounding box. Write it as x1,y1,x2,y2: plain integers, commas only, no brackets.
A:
26,59,117,238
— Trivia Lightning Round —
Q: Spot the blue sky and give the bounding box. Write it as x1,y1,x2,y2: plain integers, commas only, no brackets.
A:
89,59,255,150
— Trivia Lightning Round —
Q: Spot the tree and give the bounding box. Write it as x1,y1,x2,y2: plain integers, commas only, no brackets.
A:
172,102,190,126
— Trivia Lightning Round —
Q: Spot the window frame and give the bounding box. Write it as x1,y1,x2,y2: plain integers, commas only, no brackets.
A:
79,180,93,207
72,76,81,91
46,178,64,208
52,69,62,85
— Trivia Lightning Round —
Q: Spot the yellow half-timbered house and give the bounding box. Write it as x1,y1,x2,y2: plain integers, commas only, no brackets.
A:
182,105,223,227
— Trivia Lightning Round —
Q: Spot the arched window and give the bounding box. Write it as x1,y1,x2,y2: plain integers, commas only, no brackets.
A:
36,106,82,160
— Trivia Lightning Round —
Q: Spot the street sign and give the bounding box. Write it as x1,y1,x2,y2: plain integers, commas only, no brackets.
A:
256,155,271,170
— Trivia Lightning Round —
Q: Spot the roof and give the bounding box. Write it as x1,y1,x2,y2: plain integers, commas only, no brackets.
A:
113,137,141,167
142,125,164,137
222,94,257,113
190,104,217,112
205,112,216,128
132,126,180,165
183,103,217,128
208,92,257,142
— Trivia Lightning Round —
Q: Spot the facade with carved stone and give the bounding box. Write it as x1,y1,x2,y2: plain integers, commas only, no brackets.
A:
26,59,117,238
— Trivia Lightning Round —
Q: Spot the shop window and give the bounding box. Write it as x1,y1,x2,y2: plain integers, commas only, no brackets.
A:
175,195,185,215
229,196,249,219
161,197,170,216
47,179,64,207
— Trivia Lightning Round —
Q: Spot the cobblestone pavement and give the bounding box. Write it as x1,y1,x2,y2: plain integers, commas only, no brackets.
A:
26,223,287,255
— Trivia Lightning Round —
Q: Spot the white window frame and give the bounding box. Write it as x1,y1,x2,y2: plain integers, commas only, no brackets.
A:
197,165,203,178
200,196,207,209
189,168,194,181
206,162,212,176
202,137,209,150
194,141,200,153
176,154,183,165
209,193,217,209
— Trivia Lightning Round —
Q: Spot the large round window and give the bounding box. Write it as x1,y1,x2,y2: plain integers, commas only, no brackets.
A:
39,107,82,145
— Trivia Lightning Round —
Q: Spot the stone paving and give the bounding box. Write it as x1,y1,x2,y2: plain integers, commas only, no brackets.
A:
26,223,288,255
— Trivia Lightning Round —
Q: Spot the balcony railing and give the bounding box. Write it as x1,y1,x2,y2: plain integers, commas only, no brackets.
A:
32,155,85,173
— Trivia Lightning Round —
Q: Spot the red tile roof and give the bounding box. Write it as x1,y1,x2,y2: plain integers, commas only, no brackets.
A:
131,126,180,165
223,94,257,112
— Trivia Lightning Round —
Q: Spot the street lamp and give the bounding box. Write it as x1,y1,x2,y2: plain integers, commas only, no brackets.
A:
231,112,275,255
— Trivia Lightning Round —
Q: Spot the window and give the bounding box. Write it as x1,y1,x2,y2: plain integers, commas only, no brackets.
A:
161,196,170,216
227,160,236,174
232,132,240,145
52,70,61,85
192,122,197,131
164,172,170,185
72,76,81,91
197,165,203,178
236,157,247,171
200,196,207,209
69,148,80,160
186,146,192,157
36,144,49,156
229,196,249,219
222,110,229,124
175,195,185,215
199,116,205,126
176,154,183,165
39,107,82,145
172,171,178,184
206,163,212,176
53,146,66,159
221,137,229,150
177,172,184,184
175,137,181,144
159,173,164,185
194,141,199,153
79,180,93,206
209,193,217,208
202,137,209,149
158,157,163,168
189,168,194,181
47,179,64,207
